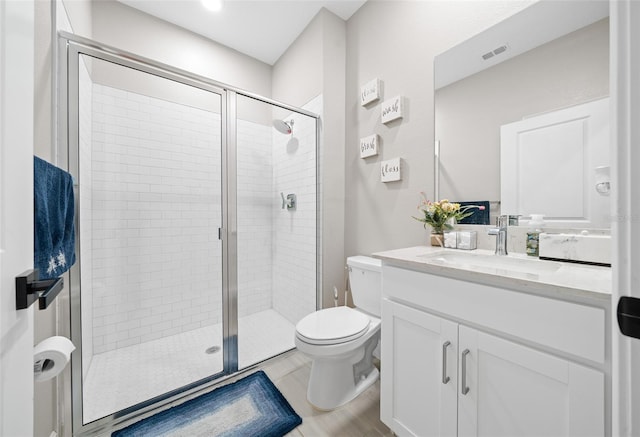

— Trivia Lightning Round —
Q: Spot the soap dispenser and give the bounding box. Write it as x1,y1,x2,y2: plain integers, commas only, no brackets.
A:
526,214,545,257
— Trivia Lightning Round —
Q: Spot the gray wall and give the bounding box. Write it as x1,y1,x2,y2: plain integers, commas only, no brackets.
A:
90,0,272,98
344,0,535,257
319,11,347,307
61,0,92,38
272,9,324,105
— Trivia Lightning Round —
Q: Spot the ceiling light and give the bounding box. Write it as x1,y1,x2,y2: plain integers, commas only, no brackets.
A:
201,0,223,12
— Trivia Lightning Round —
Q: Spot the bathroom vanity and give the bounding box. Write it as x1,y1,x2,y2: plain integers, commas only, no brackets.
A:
374,246,611,437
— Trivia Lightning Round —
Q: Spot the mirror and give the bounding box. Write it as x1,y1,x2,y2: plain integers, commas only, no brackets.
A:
434,0,609,227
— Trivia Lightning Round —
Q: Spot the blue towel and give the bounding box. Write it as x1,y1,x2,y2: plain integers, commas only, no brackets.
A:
34,156,76,280
456,201,491,225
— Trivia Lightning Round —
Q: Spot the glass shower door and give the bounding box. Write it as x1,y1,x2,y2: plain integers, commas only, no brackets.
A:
72,52,226,425
235,94,318,369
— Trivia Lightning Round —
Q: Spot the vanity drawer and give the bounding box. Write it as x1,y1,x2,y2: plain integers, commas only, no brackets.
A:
382,265,605,364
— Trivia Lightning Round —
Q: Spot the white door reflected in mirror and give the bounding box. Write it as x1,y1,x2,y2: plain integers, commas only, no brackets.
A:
500,98,609,228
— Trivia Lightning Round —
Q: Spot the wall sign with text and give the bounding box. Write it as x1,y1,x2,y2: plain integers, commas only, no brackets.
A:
360,78,381,106
381,157,401,182
381,96,403,124
359,134,379,158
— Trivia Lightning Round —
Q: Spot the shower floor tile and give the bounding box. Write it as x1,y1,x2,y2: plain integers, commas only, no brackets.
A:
82,309,295,424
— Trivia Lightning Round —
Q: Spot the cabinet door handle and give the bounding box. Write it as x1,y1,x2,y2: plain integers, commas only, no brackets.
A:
461,349,470,395
442,341,451,384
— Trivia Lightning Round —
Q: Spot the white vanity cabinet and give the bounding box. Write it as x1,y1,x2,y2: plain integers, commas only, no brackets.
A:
381,300,458,436
457,325,604,437
380,264,608,437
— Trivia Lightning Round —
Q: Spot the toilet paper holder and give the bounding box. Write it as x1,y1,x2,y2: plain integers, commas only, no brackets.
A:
15,269,64,310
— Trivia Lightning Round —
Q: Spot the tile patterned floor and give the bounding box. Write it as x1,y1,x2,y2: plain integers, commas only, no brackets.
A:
83,309,295,423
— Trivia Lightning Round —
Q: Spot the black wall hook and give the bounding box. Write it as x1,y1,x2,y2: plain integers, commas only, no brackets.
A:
15,269,64,310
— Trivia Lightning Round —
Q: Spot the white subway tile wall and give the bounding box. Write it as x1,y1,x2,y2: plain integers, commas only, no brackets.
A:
271,95,321,325
89,84,223,354
237,120,273,318
82,83,320,359
79,57,94,380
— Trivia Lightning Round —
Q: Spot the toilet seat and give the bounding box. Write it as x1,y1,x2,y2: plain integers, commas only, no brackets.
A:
296,306,370,345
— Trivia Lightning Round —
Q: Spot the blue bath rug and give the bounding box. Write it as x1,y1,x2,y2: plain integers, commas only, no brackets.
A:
112,371,302,437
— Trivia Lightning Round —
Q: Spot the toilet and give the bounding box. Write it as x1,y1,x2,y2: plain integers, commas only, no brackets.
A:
295,255,382,410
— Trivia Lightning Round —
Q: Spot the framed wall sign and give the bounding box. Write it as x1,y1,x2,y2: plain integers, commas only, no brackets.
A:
359,134,379,158
381,96,403,123
381,157,401,182
360,78,381,106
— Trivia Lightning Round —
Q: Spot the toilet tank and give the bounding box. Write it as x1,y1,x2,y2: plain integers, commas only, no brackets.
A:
347,256,382,317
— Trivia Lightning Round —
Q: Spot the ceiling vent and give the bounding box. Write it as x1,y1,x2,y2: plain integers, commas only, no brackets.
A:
482,45,508,61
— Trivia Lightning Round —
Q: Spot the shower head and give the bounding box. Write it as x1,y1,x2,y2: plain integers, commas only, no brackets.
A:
273,119,294,135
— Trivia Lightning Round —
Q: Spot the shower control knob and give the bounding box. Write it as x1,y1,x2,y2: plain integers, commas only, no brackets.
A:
280,192,296,210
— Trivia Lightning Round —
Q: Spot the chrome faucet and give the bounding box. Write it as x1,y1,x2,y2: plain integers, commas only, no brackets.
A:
488,215,509,256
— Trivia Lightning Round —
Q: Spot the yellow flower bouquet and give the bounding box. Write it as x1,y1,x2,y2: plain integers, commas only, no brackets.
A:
413,194,478,234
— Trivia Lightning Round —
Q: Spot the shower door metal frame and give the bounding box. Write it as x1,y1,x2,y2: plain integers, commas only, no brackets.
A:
64,37,232,435
59,32,321,436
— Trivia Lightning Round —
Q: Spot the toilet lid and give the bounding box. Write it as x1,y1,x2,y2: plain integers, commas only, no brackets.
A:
296,306,370,345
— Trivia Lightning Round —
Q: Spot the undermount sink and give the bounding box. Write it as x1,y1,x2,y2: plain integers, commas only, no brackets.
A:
418,251,562,276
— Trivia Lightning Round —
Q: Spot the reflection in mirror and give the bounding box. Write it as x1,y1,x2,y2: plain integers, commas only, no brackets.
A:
434,0,609,227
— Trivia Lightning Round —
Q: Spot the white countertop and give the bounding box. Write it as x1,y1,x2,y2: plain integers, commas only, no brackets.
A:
373,246,611,302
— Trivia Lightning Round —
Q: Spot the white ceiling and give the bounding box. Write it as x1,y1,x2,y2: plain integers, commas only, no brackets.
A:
117,0,367,65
